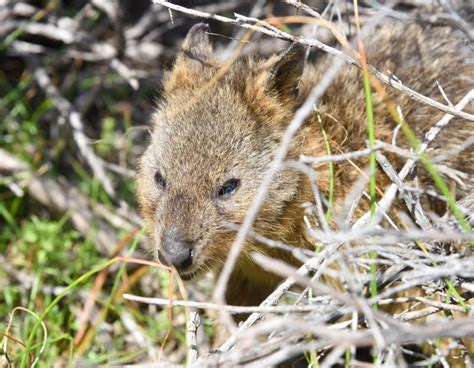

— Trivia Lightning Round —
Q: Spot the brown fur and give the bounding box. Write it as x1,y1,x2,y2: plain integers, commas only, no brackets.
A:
136,21,473,357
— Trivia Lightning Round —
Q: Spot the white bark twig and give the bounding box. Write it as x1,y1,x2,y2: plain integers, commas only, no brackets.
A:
123,294,337,314
186,309,200,365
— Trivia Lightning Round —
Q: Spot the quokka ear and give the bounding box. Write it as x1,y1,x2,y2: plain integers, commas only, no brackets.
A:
175,23,215,69
267,43,306,100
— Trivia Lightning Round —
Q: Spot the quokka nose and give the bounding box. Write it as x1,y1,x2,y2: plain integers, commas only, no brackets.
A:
159,229,193,271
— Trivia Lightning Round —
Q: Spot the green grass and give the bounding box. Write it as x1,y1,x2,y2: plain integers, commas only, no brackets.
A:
0,215,101,366
359,46,379,312
0,64,177,366
0,209,177,366
20,258,118,366
359,39,379,366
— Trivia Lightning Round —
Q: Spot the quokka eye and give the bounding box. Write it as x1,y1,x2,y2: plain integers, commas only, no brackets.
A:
154,170,166,190
217,179,240,198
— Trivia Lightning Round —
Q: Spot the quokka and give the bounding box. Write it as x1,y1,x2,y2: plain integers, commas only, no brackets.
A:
136,20,473,318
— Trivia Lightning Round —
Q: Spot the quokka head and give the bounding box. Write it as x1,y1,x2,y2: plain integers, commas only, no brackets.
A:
136,23,308,279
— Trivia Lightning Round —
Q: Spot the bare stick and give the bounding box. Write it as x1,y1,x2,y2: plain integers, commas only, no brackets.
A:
123,294,337,314
186,309,200,364
300,142,384,164
375,151,431,230
285,0,321,18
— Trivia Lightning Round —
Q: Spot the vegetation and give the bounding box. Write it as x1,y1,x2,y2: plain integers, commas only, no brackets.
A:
1,1,473,367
